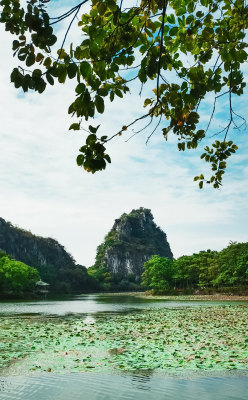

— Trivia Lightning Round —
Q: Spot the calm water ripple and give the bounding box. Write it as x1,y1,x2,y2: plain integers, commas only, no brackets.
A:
0,373,248,400
0,294,247,316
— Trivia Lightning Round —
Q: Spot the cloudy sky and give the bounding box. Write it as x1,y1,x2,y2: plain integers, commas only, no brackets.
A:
0,1,247,267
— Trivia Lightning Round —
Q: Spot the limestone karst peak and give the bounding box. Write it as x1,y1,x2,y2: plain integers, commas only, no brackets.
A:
93,208,173,283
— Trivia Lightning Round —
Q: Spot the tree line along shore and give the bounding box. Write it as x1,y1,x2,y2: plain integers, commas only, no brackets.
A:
1,241,248,299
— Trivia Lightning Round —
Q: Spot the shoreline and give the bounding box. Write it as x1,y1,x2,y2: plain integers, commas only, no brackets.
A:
135,293,248,301
98,292,248,301
1,292,248,302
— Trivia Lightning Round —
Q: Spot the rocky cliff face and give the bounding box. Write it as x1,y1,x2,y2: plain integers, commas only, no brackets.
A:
0,217,75,270
0,217,91,293
94,208,173,282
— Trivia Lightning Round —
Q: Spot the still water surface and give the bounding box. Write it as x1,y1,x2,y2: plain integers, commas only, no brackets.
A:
1,373,248,400
0,293,246,316
0,294,247,399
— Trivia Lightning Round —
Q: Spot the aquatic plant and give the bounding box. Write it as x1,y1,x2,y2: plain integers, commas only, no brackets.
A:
1,305,248,375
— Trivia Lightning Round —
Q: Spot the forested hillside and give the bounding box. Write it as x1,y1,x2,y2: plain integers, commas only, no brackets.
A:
0,217,95,294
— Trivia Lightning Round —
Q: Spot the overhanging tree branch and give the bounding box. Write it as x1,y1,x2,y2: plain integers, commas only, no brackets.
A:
1,0,247,186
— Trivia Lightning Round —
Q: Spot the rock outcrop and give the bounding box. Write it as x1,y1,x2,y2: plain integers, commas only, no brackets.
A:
0,217,91,293
0,217,75,269
94,208,173,282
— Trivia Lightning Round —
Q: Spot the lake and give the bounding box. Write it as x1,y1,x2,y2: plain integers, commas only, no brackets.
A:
0,294,248,399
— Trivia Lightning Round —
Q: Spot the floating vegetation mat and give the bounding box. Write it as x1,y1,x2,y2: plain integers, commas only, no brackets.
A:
1,305,248,375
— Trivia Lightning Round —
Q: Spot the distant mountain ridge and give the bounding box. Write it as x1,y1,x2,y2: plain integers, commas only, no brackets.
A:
0,209,173,293
0,217,92,293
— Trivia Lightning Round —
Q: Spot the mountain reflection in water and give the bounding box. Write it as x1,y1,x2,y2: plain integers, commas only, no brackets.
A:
0,293,246,316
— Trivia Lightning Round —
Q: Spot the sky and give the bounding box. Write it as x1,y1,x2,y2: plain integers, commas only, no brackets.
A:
0,1,248,267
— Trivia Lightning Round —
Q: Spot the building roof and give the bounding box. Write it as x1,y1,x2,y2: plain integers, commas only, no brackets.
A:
36,280,50,287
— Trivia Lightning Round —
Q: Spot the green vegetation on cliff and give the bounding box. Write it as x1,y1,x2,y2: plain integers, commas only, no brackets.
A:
0,217,95,294
1,214,247,296
142,242,248,293
89,208,173,291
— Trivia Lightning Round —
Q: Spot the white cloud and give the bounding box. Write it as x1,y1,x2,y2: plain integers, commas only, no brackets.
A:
0,3,247,267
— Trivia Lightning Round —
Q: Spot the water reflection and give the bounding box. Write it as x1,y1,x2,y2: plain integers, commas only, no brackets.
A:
0,373,247,400
130,371,153,392
84,315,95,324
0,293,245,316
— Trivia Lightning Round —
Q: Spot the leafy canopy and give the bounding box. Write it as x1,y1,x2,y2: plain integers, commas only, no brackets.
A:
142,242,248,293
1,0,247,187
142,255,175,291
0,252,40,295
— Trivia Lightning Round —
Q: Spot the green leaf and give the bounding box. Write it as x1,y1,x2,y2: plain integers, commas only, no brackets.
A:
138,68,147,83
110,91,115,102
186,15,194,24
69,123,80,131
43,57,52,69
80,62,91,78
67,63,78,79
89,41,98,56
35,78,46,94
95,95,104,114
32,69,42,78
75,83,86,94
18,53,27,62
176,7,186,17
115,89,123,98
26,53,35,67
187,1,195,13
57,64,67,83
107,0,117,12
219,162,226,169
12,40,20,51
181,82,188,91
98,2,107,15
89,125,100,133
105,154,111,163
36,53,44,62
169,27,178,36
167,14,175,24
77,154,84,166
46,72,54,86
86,134,97,145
